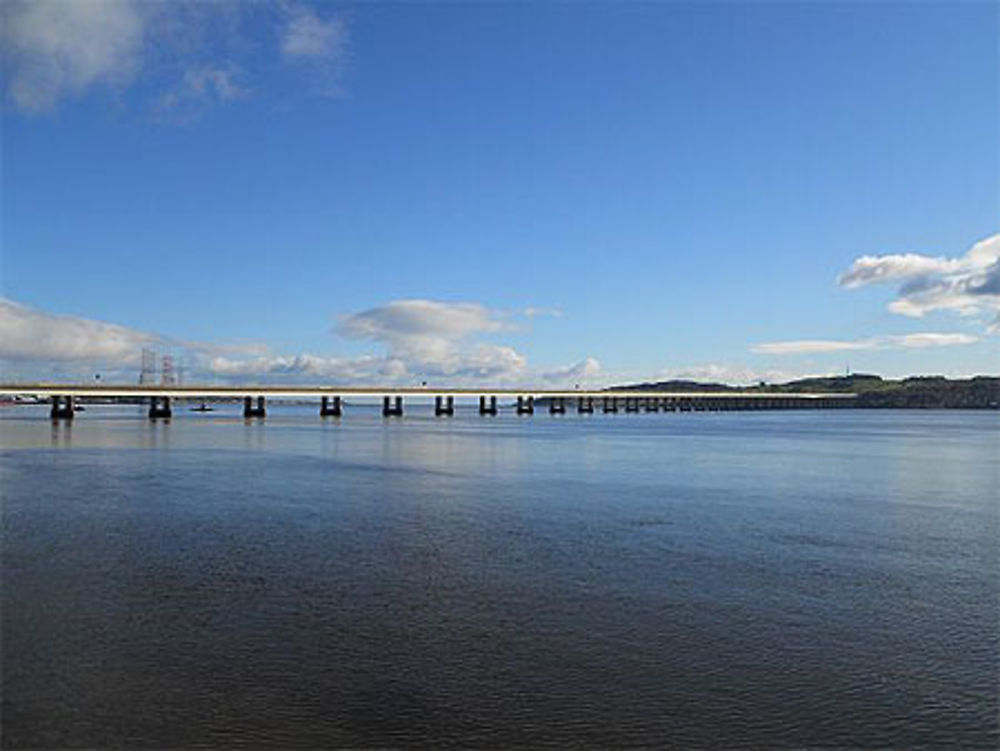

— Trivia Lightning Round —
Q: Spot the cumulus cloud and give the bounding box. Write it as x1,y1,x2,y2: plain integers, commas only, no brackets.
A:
337,299,525,381
838,254,963,287
207,353,387,382
0,297,159,365
752,333,979,355
543,357,602,382
207,299,579,384
0,297,272,381
1,0,145,112
2,0,348,115
0,296,598,386
838,234,1000,332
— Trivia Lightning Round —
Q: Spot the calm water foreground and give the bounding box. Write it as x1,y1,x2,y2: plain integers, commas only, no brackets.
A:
1,406,997,748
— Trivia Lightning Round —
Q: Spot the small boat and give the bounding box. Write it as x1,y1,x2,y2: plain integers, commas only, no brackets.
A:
73,404,86,412
190,402,214,412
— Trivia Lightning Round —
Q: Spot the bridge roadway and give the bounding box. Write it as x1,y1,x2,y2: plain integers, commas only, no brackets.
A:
0,384,857,419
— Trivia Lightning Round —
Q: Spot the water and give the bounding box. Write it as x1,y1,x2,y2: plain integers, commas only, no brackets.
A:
2,405,997,748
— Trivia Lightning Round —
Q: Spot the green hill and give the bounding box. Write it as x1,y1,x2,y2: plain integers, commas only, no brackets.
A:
613,374,1000,409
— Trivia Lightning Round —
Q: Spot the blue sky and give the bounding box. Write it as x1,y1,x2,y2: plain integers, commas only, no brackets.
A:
1,0,997,385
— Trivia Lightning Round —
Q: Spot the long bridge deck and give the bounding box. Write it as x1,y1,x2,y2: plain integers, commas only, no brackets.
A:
0,383,857,419
0,384,858,400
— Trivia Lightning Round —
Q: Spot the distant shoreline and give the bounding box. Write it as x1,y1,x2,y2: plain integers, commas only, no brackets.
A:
612,374,1000,409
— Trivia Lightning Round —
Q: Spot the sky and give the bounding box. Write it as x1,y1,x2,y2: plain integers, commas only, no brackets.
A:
1,0,997,387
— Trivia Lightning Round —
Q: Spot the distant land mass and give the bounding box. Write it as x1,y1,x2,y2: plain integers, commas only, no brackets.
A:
614,375,1000,409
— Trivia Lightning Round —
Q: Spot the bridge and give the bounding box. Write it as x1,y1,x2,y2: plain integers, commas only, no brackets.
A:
0,384,857,419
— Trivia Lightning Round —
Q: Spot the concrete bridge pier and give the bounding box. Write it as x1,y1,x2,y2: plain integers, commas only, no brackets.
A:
479,396,498,416
50,395,75,420
625,397,639,413
577,396,594,414
244,396,266,418
603,396,618,413
382,396,403,417
435,396,455,416
148,396,172,419
320,395,342,417
549,397,566,415
645,397,659,412
516,396,534,415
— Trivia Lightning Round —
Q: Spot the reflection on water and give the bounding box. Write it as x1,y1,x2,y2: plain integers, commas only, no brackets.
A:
2,406,998,747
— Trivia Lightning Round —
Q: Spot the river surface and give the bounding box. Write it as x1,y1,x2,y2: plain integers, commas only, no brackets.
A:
2,405,997,748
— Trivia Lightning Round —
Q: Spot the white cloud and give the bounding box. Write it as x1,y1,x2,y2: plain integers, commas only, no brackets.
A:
281,3,347,60
154,63,249,121
890,332,980,348
1,0,145,112
838,234,1000,332
0,297,273,382
207,299,582,385
653,363,812,386
337,299,526,381
2,0,349,115
838,254,962,288
339,299,509,343
543,357,602,382
207,353,386,382
752,340,873,355
0,296,601,387
523,307,563,319
277,2,349,96
752,333,979,355
0,297,159,365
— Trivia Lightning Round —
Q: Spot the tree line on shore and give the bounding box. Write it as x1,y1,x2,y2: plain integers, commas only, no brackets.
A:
616,374,1000,409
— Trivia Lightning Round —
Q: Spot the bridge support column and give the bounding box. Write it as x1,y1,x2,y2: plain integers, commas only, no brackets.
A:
479,396,497,416
435,396,454,416
148,396,172,419
577,397,594,414
244,396,266,418
516,396,534,415
382,396,403,417
645,397,659,412
625,397,639,413
549,397,566,415
50,395,74,420
320,396,342,417
603,397,618,413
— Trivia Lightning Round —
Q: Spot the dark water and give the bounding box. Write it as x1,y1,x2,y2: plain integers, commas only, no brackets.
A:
2,405,997,748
